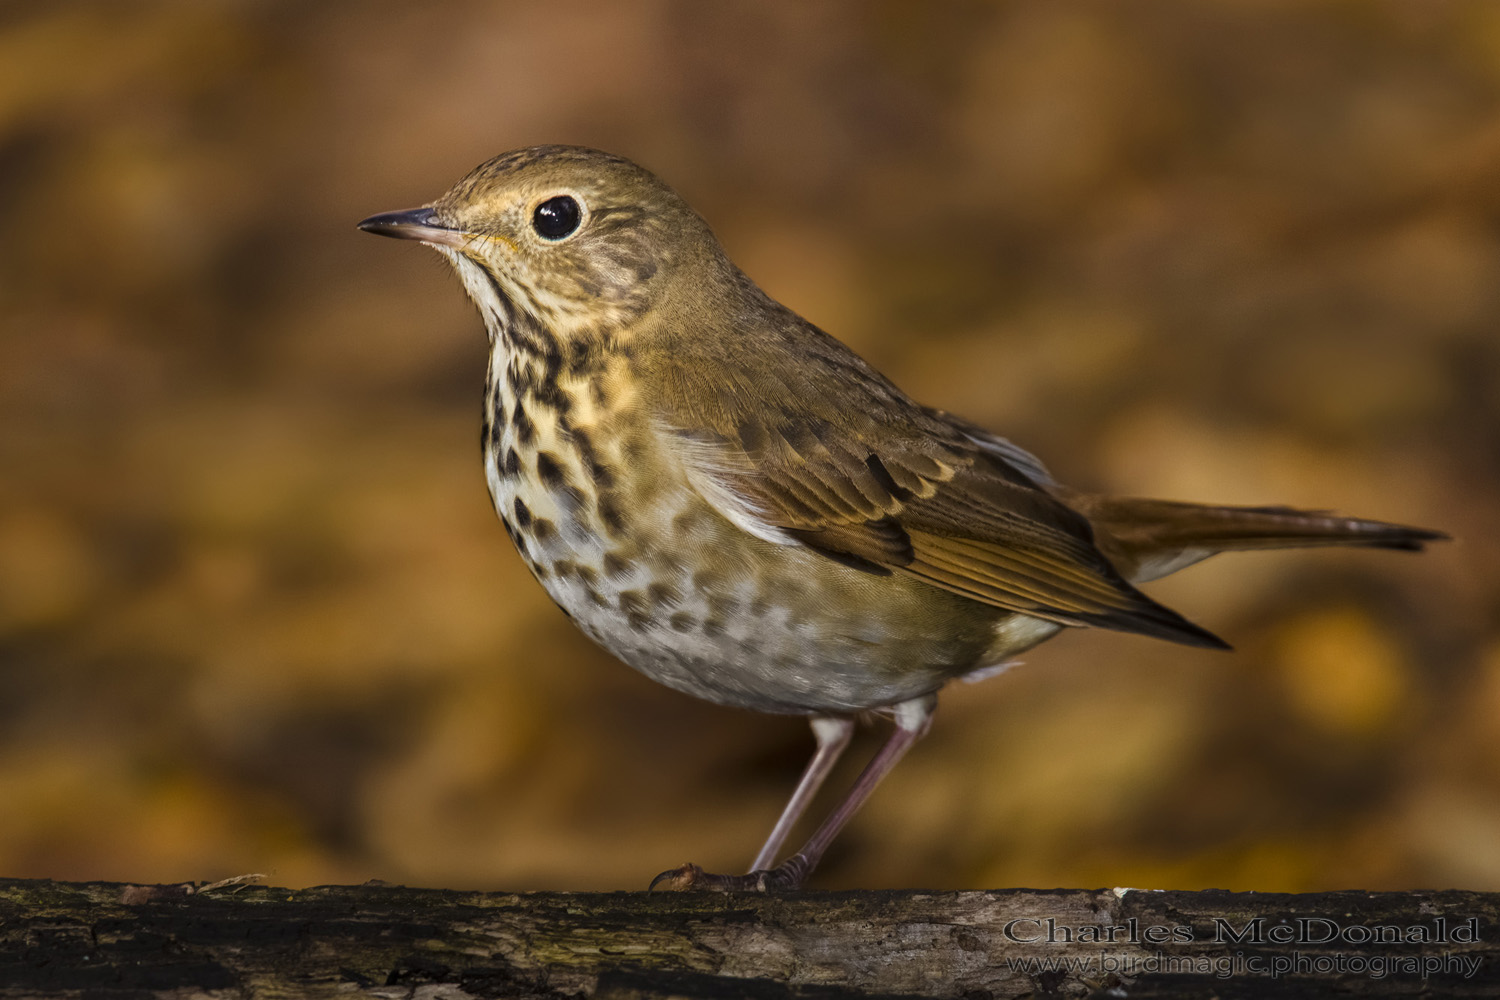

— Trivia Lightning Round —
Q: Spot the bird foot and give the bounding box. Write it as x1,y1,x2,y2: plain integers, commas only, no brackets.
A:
649,854,811,892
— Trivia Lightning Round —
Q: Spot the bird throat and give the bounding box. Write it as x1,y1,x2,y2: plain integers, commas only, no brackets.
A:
474,268,665,633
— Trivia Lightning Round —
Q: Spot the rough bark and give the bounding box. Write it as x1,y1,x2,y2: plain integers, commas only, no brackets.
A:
0,878,1495,998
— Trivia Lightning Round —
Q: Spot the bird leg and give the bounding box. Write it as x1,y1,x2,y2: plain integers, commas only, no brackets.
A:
749,716,855,872
651,695,934,891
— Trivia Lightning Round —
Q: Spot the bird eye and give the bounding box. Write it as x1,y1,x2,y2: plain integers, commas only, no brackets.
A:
532,195,582,240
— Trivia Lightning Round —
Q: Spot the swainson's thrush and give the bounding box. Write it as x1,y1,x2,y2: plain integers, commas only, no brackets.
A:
359,146,1444,890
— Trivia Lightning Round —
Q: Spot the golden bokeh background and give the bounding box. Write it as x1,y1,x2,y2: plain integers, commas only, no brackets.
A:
2,0,1497,892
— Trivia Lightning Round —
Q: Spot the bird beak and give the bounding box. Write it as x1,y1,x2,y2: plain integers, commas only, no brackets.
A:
357,207,468,249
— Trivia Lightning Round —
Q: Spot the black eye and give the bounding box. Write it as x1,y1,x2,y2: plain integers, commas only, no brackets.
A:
532,195,581,240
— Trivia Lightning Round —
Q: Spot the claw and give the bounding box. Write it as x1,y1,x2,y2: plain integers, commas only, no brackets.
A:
649,863,714,892
648,855,810,892
649,862,765,892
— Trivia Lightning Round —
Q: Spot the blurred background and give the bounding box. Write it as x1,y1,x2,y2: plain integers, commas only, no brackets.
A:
1,0,1497,892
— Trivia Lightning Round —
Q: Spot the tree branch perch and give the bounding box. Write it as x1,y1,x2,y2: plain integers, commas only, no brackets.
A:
1,878,1495,997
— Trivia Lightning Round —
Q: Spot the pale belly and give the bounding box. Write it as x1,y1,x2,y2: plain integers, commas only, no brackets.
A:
485,440,1057,715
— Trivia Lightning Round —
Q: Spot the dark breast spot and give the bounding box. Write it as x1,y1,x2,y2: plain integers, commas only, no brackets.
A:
616,589,655,631
571,429,615,488
511,400,536,445
540,343,563,382
590,380,612,410
536,450,588,512
596,493,628,538
567,344,597,378
535,451,570,488
646,581,681,608
513,497,533,528
530,377,571,416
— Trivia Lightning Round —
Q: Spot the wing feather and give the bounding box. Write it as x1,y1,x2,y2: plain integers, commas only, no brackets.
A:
652,321,1226,650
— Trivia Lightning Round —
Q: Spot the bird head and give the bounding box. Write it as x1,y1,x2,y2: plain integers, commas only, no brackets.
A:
360,145,718,347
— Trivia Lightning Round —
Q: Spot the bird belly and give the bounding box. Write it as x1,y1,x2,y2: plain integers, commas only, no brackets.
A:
487,439,1013,713
480,353,1044,714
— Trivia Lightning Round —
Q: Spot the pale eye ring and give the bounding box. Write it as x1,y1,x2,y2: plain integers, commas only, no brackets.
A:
532,195,582,240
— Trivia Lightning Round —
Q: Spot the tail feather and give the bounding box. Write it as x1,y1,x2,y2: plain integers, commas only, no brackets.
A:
1071,496,1448,583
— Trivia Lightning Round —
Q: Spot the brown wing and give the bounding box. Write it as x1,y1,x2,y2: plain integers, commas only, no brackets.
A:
657,364,1227,649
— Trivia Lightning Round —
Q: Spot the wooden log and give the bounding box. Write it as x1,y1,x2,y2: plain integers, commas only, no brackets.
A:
0,878,1495,997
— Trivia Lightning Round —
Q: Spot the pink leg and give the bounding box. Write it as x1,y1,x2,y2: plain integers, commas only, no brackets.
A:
773,696,933,886
750,716,855,872
652,694,935,891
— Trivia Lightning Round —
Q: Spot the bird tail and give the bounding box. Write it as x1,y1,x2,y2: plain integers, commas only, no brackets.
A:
1070,495,1448,583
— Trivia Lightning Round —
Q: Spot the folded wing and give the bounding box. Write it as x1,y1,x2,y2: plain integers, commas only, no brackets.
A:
660,391,1228,650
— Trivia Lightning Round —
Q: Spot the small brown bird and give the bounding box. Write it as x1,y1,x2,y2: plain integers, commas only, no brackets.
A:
359,145,1444,890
